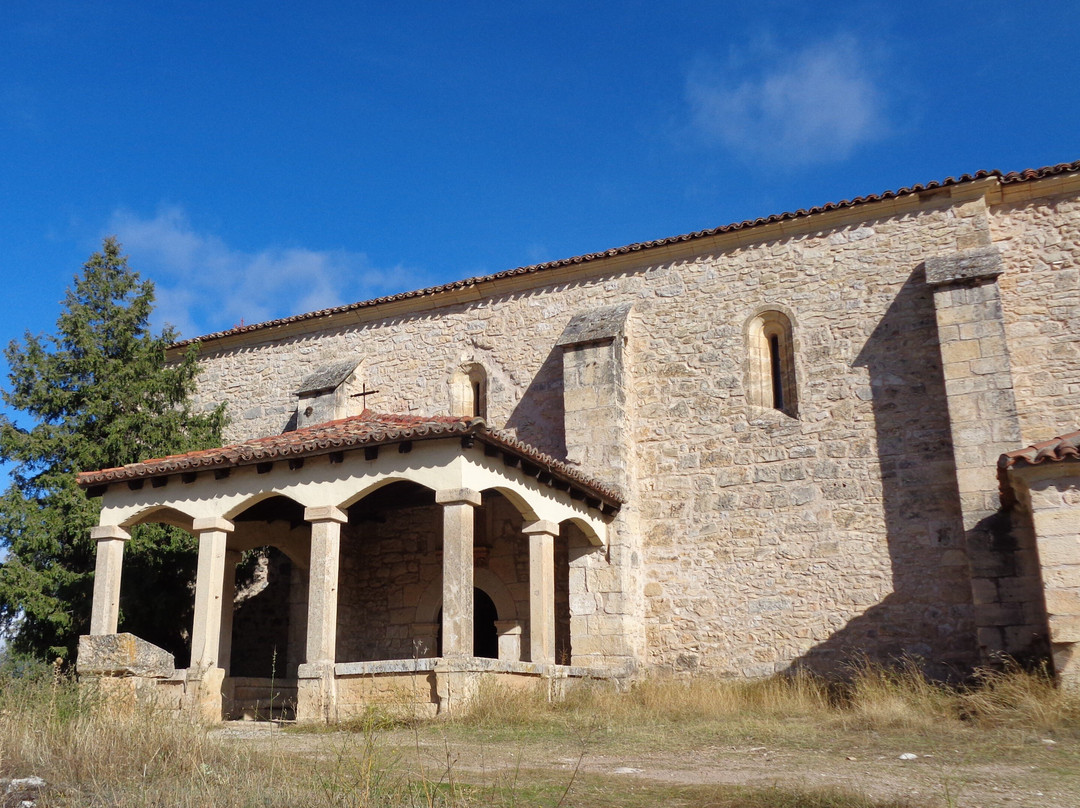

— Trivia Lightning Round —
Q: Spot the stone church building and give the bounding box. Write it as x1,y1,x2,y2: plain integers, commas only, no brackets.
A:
77,160,1080,722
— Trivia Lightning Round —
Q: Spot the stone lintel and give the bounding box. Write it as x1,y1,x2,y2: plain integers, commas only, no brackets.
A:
304,505,348,523
192,516,234,533
77,633,175,678
925,246,1003,287
556,303,633,348
90,525,131,542
522,519,560,537
435,488,482,507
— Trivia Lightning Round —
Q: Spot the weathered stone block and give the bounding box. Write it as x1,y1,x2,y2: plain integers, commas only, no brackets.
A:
1049,614,1080,643
1036,535,1080,566
77,633,175,678
1044,588,1080,616
1033,510,1080,539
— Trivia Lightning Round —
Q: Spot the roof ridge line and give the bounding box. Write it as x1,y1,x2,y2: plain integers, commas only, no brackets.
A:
170,159,1080,350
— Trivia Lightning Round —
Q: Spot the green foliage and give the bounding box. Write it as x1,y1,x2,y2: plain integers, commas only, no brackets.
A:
0,237,225,662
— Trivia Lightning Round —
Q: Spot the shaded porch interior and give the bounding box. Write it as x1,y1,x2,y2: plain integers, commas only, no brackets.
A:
122,483,593,720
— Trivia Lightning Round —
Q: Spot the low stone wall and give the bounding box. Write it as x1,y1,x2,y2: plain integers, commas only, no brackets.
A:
332,658,620,721
335,659,441,720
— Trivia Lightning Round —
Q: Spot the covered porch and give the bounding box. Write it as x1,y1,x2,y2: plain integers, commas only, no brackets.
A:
75,412,623,722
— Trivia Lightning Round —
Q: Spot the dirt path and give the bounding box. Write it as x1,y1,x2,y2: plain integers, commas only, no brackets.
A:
212,722,1079,807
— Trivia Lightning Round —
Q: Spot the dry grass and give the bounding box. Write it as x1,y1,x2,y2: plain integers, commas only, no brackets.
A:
0,661,423,807
457,660,1080,740
1,657,1077,807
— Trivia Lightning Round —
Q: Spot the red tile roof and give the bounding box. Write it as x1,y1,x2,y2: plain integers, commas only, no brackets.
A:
76,411,623,510
998,429,1080,506
171,160,1080,351
1000,429,1080,471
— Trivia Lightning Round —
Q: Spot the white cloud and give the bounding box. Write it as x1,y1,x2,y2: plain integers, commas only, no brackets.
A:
106,207,424,339
686,36,887,166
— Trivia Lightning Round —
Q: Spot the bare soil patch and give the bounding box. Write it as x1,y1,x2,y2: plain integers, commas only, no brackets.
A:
224,721,1079,807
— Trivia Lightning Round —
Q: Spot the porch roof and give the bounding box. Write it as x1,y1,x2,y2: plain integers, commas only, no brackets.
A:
999,429,1080,471
997,428,1080,506
77,410,623,513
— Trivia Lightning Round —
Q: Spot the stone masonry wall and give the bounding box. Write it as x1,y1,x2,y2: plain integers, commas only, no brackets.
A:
992,191,1080,444
335,495,536,663
186,188,1080,677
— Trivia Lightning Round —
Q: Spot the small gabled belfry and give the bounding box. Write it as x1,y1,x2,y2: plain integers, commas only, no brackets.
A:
76,411,621,722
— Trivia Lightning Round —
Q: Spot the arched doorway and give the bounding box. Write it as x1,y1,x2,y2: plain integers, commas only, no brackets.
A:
437,588,499,658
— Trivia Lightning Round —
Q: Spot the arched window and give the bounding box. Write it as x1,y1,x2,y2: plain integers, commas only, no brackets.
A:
746,309,798,417
450,363,487,418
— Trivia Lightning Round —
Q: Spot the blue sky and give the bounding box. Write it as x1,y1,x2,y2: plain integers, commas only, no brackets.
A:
2,1,1078,347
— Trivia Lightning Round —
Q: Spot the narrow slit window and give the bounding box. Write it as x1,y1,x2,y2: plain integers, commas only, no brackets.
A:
769,333,784,410
746,310,798,417
472,381,483,417
451,363,488,419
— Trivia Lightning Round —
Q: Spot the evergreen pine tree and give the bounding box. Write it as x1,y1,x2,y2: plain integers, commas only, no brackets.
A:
0,238,225,662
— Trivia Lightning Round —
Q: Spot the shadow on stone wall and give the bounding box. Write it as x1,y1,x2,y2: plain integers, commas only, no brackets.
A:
794,267,978,679
505,346,566,459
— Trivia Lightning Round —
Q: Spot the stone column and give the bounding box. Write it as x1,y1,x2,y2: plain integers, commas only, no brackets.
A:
524,520,558,665
189,517,234,670
88,525,131,636
297,505,346,724
926,246,1045,661
185,516,233,723
303,506,347,665
217,550,242,677
436,488,481,657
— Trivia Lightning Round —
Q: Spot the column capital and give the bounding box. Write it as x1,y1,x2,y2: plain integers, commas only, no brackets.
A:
435,488,482,507
90,525,130,542
522,519,560,537
192,516,234,533
304,505,348,524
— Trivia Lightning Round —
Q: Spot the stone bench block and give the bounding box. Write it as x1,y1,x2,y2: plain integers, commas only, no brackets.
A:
77,633,175,678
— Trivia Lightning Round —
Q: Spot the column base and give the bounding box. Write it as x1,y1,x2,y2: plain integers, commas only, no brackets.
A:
297,662,337,724
183,666,225,723
433,657,481,716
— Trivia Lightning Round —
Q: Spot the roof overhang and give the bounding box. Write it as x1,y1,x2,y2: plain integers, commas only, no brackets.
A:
998,429,1080,506
78,413,622,543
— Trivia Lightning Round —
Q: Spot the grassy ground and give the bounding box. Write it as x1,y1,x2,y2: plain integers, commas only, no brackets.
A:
1,658,1078,807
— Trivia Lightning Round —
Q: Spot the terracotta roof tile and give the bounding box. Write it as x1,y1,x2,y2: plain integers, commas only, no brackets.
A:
998,429,1080,507
76,411,623,509
1000,430,1080,471
171,160,1080,350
